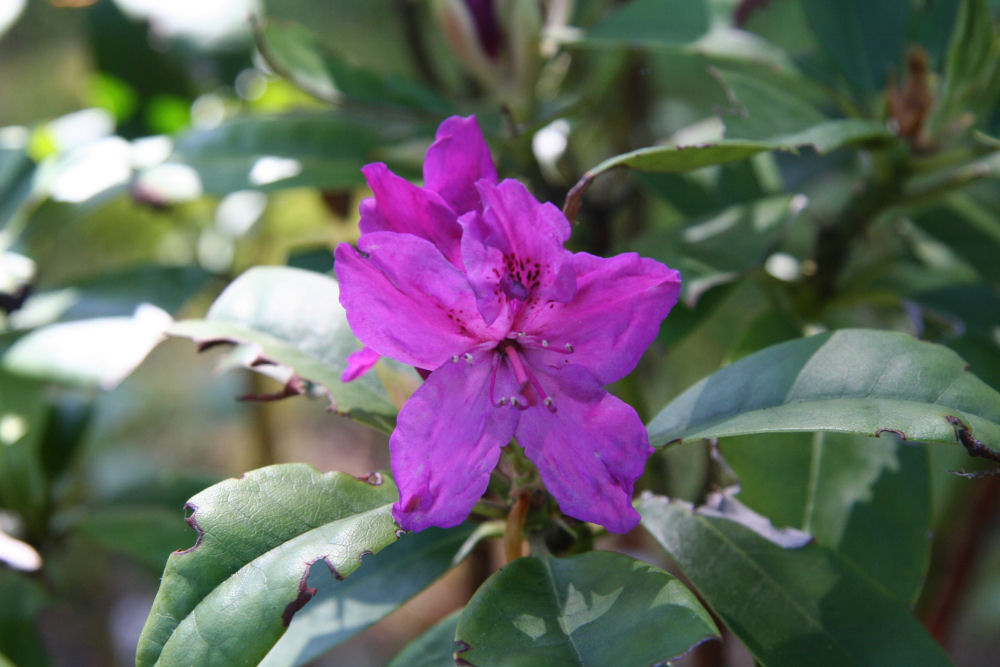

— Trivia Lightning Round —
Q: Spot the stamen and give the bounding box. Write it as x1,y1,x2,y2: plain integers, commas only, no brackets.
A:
463,352,474,363
502,344,552,408
543,396,555,412
564,343,574,352
452,355,459,363
541,340,549,347
506,332,574,355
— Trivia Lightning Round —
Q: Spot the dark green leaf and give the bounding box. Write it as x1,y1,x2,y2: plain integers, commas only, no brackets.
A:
169,113,391,194
580,0,711,47
722,432,932,603
169,266,413,432
648,329,1000,449
386,610,461,667
589,140,776,175
135,464,401,667
74,506,198,573
0,147,35,229
627,195,798,300
934,0,1000,130
454,551,719,666
258,20,452,114
910,196,1000,284
261,524,474,666
638,494,952,666
0,569,47,667
0,372,48,523
801,0,910,95
717,69,893,152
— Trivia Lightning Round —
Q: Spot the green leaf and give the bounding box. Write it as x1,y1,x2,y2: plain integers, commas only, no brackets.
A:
910,195,1000,284
261,524,474,666
800,0,910,96
0,147,35,230
638,495,952,666
934,0,1000,130
454,551,719,666
0,569,47,667
168,113,392,194
716,69,893,152
579,0,711,47
589,140,777,175
648,329,1000,449
627,195,798,299
257,20,452,114
2,304,172,390
722,432,931,603
74,506,198,573
386,609,462,667
135,464,402,667
169,266,412,432
0,372,48,523
9,265,211,331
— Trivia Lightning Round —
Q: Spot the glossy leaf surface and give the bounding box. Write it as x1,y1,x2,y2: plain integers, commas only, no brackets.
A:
261,524,474,667
135,464,401,667
639,494,951,666
170,266,414,432
648,329,1000,450
454,551,718,666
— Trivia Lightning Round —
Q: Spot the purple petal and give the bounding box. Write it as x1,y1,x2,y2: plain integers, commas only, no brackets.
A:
522,251,681,386
515,365,652,534
341,346,381,382
359,163,463,265
392,350,519,531
334,232,490,370
423,116,497,216
462,179,576,323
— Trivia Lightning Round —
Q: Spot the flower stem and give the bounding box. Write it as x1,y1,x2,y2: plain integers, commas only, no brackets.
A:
504,492,531,562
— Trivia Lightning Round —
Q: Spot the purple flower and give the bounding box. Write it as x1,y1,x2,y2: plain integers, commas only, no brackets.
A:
341,116,497,381
335,116,681,534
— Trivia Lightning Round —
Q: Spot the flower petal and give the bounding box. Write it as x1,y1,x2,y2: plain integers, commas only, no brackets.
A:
462,179,575,323
334,232,489,369
515,364,652,534
392,351,519,531
522,251,681,385
423,115,497,215
341,346,381,382
359,163,463,265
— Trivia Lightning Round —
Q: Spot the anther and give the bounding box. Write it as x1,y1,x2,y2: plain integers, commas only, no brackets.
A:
541,340,549,347
463,352,474,363
564,343,574,352
452,355,459,362
543,396,555,412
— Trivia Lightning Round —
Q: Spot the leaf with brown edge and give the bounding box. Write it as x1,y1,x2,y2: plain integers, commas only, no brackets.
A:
169,266,419,433
135,464,401,667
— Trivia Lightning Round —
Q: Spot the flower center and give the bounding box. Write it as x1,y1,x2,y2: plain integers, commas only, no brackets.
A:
488,334,573,412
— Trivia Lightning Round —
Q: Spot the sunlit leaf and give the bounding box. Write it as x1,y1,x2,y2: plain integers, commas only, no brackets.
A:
3,304,172,390
135,464,402,667
169,266,414,432
722,432,932,603
639,494,951,666
0,372,49,523
648,329,1000,449
454,551,719,666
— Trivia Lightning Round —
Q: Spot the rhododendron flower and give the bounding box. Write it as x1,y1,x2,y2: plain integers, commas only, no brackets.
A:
341,115,497,381
335,116,681,534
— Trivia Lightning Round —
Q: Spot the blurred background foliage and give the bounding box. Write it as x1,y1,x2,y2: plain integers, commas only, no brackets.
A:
0,0,999,665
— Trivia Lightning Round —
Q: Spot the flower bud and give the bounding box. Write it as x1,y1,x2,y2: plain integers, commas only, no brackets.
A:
434,0,547,112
